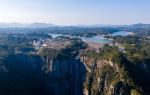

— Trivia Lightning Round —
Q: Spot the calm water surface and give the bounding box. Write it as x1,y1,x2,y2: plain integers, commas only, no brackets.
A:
50,34,112,43
112,31,129,36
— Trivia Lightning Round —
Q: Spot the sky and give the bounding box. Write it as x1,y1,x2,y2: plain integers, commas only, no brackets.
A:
0,0,149,25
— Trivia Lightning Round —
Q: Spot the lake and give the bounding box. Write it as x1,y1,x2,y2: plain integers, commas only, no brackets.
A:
112,31,131,36
49,34,112,44
50,31,132,44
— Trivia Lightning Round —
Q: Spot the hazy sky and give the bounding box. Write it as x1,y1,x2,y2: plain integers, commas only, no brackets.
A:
0,0,149,25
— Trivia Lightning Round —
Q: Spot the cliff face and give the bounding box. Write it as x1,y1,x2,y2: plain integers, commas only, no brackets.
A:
80,50,141,95
40,48,136,95
40,48,86,95
39,47,143,95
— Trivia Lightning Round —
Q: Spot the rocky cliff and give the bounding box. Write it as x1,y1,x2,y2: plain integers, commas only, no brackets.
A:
79,47,142,95
39,48,86,95
39,44,146,95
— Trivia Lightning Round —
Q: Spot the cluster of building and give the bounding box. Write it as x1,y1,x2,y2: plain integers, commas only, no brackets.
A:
33,37,71,50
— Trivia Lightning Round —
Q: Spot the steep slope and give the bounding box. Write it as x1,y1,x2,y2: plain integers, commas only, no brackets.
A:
38,38,87,95
39,48,86,95
80,45,142,95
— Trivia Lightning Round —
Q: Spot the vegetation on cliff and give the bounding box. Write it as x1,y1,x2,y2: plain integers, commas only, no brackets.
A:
80,44,144,95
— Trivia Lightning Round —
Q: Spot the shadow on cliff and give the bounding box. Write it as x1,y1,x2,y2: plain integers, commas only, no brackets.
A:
80,60,87,95
122,56,150,94
42,55,87,95
0,54,44,95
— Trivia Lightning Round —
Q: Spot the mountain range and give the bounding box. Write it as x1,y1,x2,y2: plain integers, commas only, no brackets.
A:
0,23,56,28
0,23,150,28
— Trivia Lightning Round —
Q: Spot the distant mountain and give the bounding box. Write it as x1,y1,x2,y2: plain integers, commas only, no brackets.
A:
130,23,150,28
29,23,57,28
0,23,150,29
73,23,150,28
71,24,113,27
0,23,57,28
